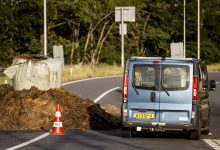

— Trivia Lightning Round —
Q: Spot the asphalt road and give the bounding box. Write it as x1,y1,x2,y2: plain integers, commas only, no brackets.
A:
0,73,220,150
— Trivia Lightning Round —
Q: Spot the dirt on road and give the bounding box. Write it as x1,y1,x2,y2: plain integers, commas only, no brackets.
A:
0,84,121,131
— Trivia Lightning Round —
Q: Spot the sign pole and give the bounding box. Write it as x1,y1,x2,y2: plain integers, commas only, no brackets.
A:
183,0,186,58
197,0,200,59
121,8,124,69
44,0,47,56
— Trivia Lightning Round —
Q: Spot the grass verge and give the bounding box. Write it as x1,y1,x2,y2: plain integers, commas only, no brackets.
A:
207,63,220,72
62,64,123,83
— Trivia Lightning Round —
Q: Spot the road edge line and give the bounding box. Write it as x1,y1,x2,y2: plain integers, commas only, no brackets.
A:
62,75,122,86
5,132,50,150
94,87,120,103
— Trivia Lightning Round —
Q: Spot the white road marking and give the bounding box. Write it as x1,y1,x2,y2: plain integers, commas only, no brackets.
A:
5,132,50,150
216,140,220,145
216,81,220,84
94,87,120,103
62,75,122,86
209,132,213,136
5,76,121,150
203,139,220,150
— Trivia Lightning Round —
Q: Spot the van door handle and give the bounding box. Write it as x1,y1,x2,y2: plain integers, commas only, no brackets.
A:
150,92,156,102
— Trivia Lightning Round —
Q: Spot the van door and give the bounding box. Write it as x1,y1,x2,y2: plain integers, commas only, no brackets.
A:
127,62,161,123
159,62,192,124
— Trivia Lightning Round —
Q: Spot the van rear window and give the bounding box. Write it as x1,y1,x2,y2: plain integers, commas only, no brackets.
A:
162,66,189,90
133,64,189,91
133,65,158,90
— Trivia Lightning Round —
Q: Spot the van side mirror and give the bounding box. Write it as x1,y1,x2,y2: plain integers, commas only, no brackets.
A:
209,80,216,91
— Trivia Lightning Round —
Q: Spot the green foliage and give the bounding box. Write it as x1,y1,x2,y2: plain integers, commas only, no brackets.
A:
145,26,170,50
201,40,220,64
0,0,219,66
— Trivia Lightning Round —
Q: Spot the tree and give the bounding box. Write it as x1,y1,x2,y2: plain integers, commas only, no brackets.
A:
0,0,220,66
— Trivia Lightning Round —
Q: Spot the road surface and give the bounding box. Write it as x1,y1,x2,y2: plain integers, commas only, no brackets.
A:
1,73,220,150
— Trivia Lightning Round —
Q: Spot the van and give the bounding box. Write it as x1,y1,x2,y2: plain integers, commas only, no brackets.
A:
121,57,216,140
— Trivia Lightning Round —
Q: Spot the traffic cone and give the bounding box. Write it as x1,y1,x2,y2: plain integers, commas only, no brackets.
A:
51,103,64,135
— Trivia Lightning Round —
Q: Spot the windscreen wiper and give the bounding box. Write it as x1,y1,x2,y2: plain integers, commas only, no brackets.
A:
160,65,170,96
132,83,139,95
162,85,170,96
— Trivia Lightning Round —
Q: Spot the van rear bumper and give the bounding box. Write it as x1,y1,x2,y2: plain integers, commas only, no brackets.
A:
123,121,194,131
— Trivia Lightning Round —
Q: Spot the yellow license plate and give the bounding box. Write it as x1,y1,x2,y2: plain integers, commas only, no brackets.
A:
134,113,155,119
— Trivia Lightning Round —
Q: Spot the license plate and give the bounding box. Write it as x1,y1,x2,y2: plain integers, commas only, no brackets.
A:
134,113,155,119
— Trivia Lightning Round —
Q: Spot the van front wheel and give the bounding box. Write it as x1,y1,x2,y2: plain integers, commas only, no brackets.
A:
122,128,132,138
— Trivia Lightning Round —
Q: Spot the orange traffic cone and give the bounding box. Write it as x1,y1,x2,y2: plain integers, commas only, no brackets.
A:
51,103,64,135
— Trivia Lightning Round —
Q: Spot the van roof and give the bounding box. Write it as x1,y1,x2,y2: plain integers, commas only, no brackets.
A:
130,56,199,62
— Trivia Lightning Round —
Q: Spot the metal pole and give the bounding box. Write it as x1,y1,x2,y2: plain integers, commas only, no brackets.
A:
121,8,124,69
44,0,47,56
197,0,200,59
183,0,186,58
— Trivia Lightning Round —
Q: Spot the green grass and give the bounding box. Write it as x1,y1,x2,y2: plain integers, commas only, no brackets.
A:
207,63,220,72
62,64,123,83
0,76,12,85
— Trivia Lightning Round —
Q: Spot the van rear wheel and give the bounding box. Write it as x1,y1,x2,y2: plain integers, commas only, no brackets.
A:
202,109,210,135
189,119,201,140
122,128,132,138
189,129,201,140
202,128,210,135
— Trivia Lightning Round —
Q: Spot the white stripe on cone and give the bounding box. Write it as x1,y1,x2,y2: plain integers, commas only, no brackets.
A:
53,122,63,127
55,112,61,117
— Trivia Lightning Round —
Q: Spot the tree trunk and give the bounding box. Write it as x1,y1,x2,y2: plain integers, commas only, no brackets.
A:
84,23,92,62
95,23,114,65
90,22,108,66
140,13,151,55
83,11,113,64
75,23,80,63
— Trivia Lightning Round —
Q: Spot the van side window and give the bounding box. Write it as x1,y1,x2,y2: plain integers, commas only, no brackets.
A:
162,66,189,90
203,67,208,88
200,64,208,88
133,65,156,90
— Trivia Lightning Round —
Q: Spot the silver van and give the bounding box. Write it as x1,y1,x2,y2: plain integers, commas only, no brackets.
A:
121,57,216,140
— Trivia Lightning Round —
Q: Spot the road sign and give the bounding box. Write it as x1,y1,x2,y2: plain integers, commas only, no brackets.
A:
119,23,127,35
115,7,135,22
170,42,184,58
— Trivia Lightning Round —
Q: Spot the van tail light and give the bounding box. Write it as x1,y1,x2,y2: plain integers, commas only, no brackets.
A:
123,73,128,100
153,61,160,64
123,109,128,117
192,76,199,101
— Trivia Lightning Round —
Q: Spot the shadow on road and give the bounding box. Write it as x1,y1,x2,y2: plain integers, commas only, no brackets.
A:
95,128,189,140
